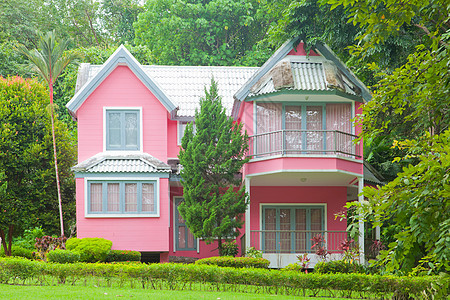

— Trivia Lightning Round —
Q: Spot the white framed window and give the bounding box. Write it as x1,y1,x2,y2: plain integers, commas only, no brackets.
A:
86,179,159,217
104,108,142,151
177,121,196,145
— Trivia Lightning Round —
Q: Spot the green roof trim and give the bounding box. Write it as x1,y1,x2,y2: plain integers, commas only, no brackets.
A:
245,89,364,102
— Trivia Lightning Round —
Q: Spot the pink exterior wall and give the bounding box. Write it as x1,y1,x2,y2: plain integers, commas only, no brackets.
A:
249,186,347,232
76,178,170,251
355,102,364,159
246,157,363,177
167,119,180,159
287,42,320,56
77,66,169,163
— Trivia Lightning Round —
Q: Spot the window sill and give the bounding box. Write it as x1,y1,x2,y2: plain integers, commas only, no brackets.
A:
85,213,160,218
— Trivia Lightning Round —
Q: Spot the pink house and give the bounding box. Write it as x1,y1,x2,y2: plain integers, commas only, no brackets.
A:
67,39,380,267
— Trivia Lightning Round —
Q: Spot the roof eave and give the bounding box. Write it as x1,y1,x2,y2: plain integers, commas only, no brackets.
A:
66,45,177,118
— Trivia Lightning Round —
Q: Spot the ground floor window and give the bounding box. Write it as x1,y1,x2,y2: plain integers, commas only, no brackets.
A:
87,180,157,216
262,205,324,253
174,198,197,251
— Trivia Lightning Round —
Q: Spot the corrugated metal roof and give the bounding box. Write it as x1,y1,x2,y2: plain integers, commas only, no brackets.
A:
87,159,162,173
76,65,258,117
72,152,171,173
291,62,328,91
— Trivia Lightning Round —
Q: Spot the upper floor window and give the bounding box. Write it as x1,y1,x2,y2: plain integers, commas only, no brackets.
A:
254,102,355,157
87,180,158,217
177,121,196,145
106,109,140,151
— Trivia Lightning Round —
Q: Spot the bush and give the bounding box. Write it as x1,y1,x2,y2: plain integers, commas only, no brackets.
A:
196,256,270,269
66,238,112,263
47,249,80,264
13,227,45,250
0,246,33,259
221,241,239,257
315,260,368,274
106,250,141,262
282,263,305,272
245,247,263,259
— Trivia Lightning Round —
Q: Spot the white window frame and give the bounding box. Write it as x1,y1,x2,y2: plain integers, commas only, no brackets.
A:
103,107,143,152
177,121,195,146
84,177,160,218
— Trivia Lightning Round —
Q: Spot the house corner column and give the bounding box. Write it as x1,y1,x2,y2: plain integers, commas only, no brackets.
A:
244,177,251,253
358,177,365,264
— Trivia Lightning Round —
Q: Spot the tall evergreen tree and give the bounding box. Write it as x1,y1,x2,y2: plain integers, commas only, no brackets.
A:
178,79,249,255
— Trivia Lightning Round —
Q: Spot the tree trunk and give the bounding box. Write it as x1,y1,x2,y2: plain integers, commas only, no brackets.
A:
49,83,64,237
218,237,223,256
0,225,14,256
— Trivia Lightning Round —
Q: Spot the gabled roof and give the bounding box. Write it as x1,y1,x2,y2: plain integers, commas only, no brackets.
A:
72,152,171,173
72,64,257,119
231,39,372,118
66,45,178,120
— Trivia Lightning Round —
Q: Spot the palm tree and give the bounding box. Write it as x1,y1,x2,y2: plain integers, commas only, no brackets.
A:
18,31,81,237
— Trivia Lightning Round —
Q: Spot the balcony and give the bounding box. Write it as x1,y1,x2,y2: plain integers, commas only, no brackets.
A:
248,130,361,159
250,230,349,254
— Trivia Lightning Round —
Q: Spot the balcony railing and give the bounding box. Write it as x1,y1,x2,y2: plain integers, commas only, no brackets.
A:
250,230,349,254
248,130,361,159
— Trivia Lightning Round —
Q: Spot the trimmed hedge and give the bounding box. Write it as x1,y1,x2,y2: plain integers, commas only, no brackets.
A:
0,257,447,299
66,238,112,263
195,256,270,269
106,250,141,262
315,260,368,274
47,249,80,264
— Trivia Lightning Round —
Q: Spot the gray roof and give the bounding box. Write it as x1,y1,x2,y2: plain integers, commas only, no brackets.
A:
74,64,258,118
363,161,385,186
249,59,360,98
72,152,171,173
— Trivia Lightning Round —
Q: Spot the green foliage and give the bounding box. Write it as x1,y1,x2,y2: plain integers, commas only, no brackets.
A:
315,260,367,274
352,131,450,274
134,0,271,66
282,263,305,272
13,227,46,250
0,77,76,253
0,246,34,260
47,249,80,264
195,256,270,269
66,238,113,263
0,257,448,299
106,250,141,262
245,247,263,259
221,240,239,257
178,79,249,255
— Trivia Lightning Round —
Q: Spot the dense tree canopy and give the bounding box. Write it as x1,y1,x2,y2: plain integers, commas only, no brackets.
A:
324,0,450,273
134,0,271,66
178,79,249,255
0,77,76,254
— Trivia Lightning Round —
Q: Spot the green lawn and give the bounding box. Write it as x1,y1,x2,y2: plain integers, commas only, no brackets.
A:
0,284,350,300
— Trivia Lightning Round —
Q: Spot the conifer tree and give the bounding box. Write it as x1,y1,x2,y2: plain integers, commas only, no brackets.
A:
178,79,249,256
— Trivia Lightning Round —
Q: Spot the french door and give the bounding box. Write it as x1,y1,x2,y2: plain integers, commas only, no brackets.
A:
262,206,324,253
175,198,197,251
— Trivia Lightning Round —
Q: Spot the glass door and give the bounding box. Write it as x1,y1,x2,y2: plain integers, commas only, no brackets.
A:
175,198,197,251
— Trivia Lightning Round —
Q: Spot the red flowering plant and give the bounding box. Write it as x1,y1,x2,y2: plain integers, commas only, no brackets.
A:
311,234,330,261
34,235,67,262
339,238,360,263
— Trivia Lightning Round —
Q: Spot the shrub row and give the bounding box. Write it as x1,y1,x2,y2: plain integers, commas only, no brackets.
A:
314,260,369,274
106,250,141,262
0,246,34,259
195,256,270,269
2,257,444,299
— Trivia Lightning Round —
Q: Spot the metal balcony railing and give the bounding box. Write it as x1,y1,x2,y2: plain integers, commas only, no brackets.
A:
250,230,349,254
248,130,361,159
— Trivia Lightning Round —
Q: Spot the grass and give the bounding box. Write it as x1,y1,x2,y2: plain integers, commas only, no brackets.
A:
0,284,351,300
